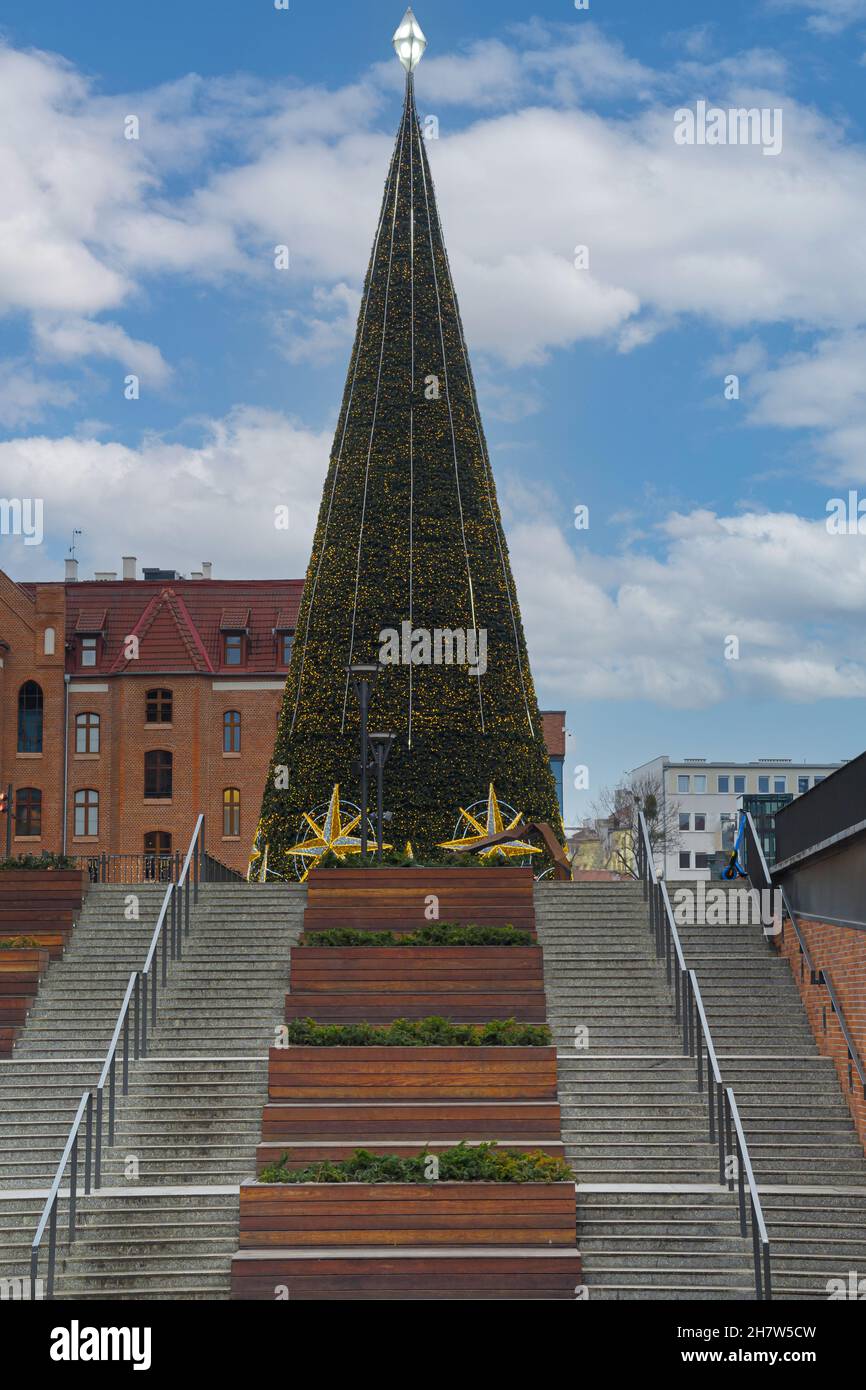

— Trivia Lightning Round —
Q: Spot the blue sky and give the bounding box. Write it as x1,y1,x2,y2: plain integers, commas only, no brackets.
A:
1,0,866,824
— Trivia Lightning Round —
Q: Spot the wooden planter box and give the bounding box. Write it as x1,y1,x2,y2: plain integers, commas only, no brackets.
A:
268,1045,558,1102
231,1248,581,1300
286,946,546,1023
0,946,50,1056
303,867,535,934
238,1179,577,1248
231,1182,580,1300
0,870,87,958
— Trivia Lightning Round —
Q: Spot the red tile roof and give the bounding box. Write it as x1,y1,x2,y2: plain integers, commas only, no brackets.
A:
65,579,304,675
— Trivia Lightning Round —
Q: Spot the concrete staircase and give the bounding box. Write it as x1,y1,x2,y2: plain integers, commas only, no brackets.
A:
677,909,866,1299
0,880,304,1301
536,880,754,1299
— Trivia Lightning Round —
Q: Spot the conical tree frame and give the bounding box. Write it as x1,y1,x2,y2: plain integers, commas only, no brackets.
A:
258,75,563,869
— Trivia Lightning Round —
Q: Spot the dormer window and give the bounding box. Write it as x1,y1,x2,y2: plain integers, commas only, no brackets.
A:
80,636,98,668
220,608,250,669
273,610,295,667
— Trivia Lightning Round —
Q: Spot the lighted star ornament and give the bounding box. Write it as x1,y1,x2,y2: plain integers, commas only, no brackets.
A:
393,8,427,72
290,784,391,881
439,784,542,863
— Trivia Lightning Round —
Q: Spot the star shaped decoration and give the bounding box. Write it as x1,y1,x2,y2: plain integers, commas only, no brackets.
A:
290,784,391,882
438,783,542,863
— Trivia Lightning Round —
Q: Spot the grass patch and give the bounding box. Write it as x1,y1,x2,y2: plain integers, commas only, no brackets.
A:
300,922,532,947
285,1016,550,1047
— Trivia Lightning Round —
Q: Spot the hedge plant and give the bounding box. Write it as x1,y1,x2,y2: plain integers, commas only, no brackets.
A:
300,923,533,947
285,1016,550,1047
0,853,77,872
259,1142,572,1185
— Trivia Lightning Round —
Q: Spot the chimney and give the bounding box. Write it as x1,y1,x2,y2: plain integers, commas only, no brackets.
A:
122,556,137,581
201,561,213,580
65,557,78,582
94,572,117,582
189,571,203,580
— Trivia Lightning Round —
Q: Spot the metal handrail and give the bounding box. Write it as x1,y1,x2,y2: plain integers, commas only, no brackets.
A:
743,813,865,1096
30,813,207,1298
725,1087,772,1300
817,968,866,1096
30,1090,93,1299
636,811,772,1300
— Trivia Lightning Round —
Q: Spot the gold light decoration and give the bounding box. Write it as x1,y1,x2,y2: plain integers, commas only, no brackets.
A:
290,783,391,881
247,821,269,882
438,783,542,863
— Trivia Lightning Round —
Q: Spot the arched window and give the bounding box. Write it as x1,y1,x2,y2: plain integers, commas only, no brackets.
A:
145,689,173,724
223,710,241,753
17,682,43,753
15,787,42,837
75,712,100,754
144,750,172,799
223,788,241,837
74,789,99,837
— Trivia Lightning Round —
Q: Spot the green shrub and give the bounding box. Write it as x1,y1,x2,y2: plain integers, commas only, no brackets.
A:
0,853,77,872
301,922,533,947
0,936,40,949
259,1141,572,1185
285,1016,551,1047
313,849,508,870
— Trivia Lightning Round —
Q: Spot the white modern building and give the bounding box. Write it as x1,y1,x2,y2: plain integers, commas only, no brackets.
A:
632,755,844,880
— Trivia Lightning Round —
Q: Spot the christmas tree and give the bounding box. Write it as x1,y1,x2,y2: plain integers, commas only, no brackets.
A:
257,11,562,873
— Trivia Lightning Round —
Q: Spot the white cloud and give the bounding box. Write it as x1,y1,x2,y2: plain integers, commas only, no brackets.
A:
504,500,866,707
766,0,866,34
0,407,331,580
277,283,361,366
34,317,171,386
0,362,73,428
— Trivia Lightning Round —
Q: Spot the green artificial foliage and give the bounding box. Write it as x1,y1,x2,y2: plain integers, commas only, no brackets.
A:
300,923,533,947
285,1016,551,1047
256,75,563,875
0,936,40,949
259,1141,572,1185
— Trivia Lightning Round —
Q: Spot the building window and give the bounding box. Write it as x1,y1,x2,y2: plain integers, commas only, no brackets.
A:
677,775,690,793
223,787,241,837
146,689,173,724
278,631,294,665
144,750,172,799
693,775,707,794
798,776,809,794
774,777,787,794
758,775,770,794
15,787,41,837
144,831,173,881
678,851,691,870
80,636,98,668
814,775,825,785
74,788,99,837
75,712,100,754
734,775,746,794
717,775,729,793
224,634,244,667
223,710,241,753
695,852,710,870
678,813,690,831
17,682,43,753
720,813,734,849
694,813,706,831
43,627,55,656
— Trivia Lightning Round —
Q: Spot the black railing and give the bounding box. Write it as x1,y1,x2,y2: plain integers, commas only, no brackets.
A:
75,845,243,885
31,813,207,1299
636,812,772,1300
774,750,864,863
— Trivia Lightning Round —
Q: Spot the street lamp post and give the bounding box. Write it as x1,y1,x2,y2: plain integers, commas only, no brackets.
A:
347,663,381,862
368,733,396,861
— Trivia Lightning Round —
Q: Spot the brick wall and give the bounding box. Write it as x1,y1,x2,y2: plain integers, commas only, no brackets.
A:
776,918,866,1153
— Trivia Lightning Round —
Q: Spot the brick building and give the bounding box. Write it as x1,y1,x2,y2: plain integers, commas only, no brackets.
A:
0,558,567,874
